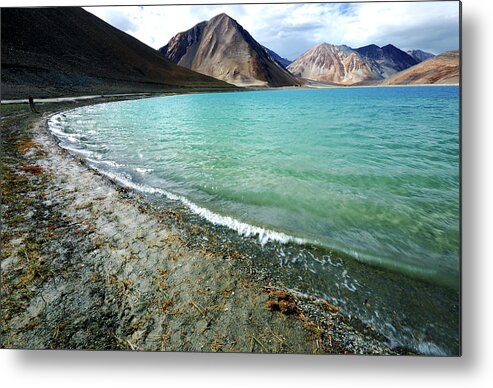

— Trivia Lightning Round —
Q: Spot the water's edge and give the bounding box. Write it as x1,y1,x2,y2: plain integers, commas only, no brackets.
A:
47,97,459,290
46,99,460,356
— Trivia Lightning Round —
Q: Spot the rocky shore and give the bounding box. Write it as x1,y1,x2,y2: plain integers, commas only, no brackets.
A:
1,96,397,354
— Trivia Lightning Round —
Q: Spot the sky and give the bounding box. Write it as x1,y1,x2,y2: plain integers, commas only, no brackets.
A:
85,1,460,60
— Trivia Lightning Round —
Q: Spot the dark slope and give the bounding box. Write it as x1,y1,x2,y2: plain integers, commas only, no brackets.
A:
407,49,435,63
1,7,235,99
262,46,292,69
356,44,419,78
160,13,300,87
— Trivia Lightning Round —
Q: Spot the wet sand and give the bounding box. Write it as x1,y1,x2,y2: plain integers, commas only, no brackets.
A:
0,97,396,354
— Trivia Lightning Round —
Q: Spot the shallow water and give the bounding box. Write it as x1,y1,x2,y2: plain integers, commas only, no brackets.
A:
49,86,460,355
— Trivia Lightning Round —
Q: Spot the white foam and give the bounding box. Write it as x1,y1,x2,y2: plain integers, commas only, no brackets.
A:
135,167,154,174
416,341,447,356
48,113,82,144
85,167,308,246
87,159,125,168
61,145,95,158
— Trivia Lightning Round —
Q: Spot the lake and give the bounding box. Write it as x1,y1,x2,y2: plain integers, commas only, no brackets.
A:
49,86,460,355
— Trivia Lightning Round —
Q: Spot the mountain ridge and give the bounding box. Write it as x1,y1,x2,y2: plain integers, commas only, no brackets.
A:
355,43,419,79
381,50,459,85
407,49,436,63
288,43,375,85
286,42,441,85
262,46,293,69
1,7,235,99
160,13,300,87
2,8,458,95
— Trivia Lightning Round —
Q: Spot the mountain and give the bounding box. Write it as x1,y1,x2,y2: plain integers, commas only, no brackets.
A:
355,44,419,79
407,49,435,63
262,46,292,69
381,50,459,85
1,7,235,99
159,13,300,87
287,43,374,85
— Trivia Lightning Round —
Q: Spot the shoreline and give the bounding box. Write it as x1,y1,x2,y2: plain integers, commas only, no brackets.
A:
0,82,460,106
1,93,153,105
1,97,397,354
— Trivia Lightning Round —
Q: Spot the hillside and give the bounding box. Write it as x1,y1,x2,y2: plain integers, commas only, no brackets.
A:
160,13,300,87
1,7,235,99
381,50,459,85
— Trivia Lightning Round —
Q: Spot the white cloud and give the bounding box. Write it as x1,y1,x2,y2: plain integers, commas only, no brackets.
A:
85,1,459,60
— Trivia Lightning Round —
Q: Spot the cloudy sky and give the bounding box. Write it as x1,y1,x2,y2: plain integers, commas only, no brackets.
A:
85,1,460,60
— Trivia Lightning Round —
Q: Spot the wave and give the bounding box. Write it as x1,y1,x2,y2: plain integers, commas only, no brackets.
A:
95,168,308,246
135,167,154,174
48,114,308,246
52,114,307,244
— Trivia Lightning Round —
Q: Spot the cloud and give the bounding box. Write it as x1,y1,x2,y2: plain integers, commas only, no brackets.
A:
85,1,459,59
96,8,138,33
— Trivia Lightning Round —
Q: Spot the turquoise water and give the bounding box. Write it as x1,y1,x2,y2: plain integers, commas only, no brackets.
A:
50,87,460,286
49,86,460,354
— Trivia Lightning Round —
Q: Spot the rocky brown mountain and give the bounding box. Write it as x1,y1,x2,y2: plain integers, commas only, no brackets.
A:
1,7,235,99
287,43,427,85
381,50,459,85
287,43,374,85
160,13,300,87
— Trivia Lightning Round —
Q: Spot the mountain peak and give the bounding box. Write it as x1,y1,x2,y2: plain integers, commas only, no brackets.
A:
210,12,235,23
288,43,373,85
213,12,232,19
160,13,299,87
382,43,398,50
290,41,421,84
356,44,381,51
355,44,382,58
356,43,418,77
314,43,349,51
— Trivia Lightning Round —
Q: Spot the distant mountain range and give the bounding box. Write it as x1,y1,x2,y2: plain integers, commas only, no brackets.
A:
159,13,300,87
287,44,374,85
1,8,234,99
355,44,419,78
381,50,459,85
1,8,459,99
161,13,457,87
287,43,430,85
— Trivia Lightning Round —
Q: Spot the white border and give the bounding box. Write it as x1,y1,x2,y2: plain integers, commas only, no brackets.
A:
2,0,492,387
